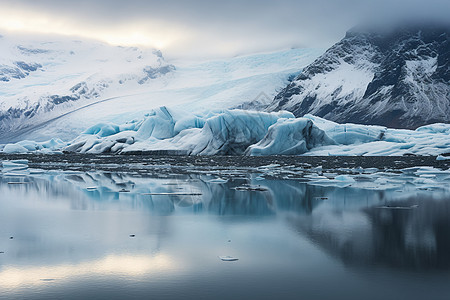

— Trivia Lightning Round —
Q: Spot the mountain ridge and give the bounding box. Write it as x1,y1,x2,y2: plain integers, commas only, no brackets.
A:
268,24,450,129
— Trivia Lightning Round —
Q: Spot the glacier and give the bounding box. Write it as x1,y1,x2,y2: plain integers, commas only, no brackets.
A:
0,33,175,139
0,32,322,143
2,107,449,156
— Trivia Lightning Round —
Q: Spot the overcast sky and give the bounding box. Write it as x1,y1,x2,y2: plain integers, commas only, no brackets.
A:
0,0,448,59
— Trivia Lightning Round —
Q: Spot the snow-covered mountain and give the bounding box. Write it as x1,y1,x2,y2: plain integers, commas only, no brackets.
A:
0,33,322,143
268,24,450,129
0,33,176,140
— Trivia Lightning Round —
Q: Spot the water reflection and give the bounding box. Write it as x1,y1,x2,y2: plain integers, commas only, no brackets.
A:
0,253,175,290
1,169,450,298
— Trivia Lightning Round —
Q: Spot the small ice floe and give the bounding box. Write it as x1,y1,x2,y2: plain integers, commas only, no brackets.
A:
258,164,280,169
436,155,450,161
209,178,228,183
234,185,268,192
377,205,419,210
29,169,45,174
3,172,29,177
334,175,356,182
254,176,265,181
419,174,436,178
401,167,423,175
218,256,239,261
312,166,323,174
362,168,379,174
141,192,202,196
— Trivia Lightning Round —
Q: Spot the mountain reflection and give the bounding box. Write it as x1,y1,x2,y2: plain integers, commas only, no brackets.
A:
289,193,450,271
2,170,450,272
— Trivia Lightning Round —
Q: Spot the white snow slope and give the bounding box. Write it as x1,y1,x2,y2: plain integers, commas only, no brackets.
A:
0,33,322,143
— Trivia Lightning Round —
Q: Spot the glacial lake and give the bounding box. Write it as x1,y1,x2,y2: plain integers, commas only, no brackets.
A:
1,165,450,300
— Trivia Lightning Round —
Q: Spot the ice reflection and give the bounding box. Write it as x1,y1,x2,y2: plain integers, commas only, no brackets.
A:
1,167,450,296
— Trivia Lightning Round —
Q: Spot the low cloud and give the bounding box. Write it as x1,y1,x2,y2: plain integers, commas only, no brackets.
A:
0,0,448,59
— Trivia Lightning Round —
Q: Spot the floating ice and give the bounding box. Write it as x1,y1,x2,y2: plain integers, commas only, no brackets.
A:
334,175,356,182
218,256,239,262
2,138,66,154
245,118,333,155
437,155,450,161
2,107,450,156
3,143,28,154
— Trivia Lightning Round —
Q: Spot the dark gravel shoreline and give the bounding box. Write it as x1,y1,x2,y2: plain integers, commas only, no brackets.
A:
1,154,449,173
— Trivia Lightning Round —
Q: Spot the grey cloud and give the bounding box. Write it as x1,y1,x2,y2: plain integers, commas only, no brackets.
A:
0,0,449,58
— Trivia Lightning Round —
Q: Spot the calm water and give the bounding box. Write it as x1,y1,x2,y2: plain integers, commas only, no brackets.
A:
1,170,450,299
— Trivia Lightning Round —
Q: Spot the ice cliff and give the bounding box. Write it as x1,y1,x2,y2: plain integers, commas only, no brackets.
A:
2,107,449,156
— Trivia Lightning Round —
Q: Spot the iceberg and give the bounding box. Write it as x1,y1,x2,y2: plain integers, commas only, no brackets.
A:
122,109,294,155
3,138,66,154
245,118,334,155
3,143,28,154
1,107,449,157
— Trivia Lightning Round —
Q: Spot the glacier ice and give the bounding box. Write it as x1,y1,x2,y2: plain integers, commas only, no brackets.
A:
122,109,294,155
0,37,322,143
2,138,66,154
1,107,450,157
3,143,28,154
303,114,387,145
436,155,450,161
245,118,334,155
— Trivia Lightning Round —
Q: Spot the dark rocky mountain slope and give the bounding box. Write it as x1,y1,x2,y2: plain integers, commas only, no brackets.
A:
268,25,450,129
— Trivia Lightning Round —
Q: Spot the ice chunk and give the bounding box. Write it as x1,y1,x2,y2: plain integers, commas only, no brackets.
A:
218,256,239,261
246,118,334,156
304,114,386,145
16,140,39,151
174,116,205,134
3,143,28,153
120,109,294,155
83,123,120,137
54,108,450,156
334,175,356,182
416,123,450,134
135,107,176,140
0,138,66,154
437,155,450,161
189,110,294,155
